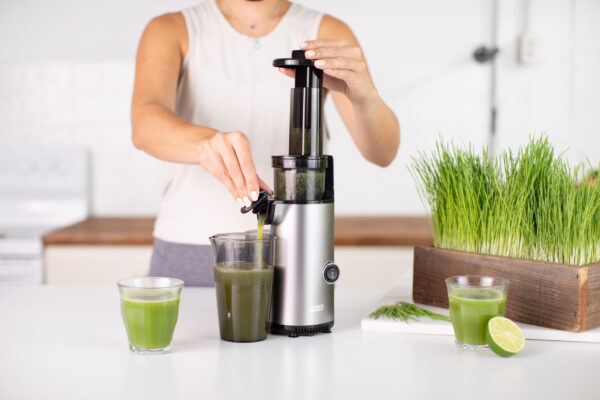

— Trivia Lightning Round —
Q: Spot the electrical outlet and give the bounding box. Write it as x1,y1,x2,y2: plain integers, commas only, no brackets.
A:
518,34,539,66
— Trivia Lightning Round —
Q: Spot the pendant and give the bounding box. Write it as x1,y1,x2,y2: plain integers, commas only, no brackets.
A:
253,39,261,50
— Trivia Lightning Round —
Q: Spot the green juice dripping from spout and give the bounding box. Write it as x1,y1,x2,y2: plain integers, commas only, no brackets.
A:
256,213,266,263
257,213,266,239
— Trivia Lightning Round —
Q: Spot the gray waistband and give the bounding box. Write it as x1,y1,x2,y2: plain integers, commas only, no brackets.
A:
149,238,215,287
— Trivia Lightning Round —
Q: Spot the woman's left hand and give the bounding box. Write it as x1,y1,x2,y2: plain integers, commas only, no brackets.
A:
279,39,377,105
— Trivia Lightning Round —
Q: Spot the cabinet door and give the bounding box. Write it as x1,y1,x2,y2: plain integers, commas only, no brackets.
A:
298,0,495,214
573,0,600,165
493,0,600,168
45,246,152,285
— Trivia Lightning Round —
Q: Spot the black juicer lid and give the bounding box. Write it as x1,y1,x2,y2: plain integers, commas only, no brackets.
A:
273,50,315,67
274,50,323,89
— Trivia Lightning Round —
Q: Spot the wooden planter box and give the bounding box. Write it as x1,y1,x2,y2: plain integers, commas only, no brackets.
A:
412,246,600,332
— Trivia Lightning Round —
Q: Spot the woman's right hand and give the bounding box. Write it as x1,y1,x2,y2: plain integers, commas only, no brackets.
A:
197,130,272,208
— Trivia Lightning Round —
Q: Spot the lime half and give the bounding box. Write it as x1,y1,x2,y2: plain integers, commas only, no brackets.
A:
486,316,525,357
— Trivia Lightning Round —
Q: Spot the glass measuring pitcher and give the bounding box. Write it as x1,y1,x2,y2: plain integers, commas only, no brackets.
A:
209,232,275,342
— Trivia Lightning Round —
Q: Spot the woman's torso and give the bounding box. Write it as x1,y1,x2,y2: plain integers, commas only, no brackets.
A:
153,0,324,244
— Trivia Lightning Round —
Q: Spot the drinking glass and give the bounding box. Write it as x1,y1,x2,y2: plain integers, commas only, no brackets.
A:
446,275,509,350
209,232,275,342
118,277,184,354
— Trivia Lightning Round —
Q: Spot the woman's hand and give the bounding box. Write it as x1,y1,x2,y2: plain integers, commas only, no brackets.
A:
278,39,377,105
197,130,272,208
278,17,399,167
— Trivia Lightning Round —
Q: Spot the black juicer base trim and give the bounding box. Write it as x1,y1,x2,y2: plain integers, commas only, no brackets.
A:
269,322,333,337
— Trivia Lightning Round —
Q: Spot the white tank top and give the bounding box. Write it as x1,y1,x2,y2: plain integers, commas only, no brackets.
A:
153,0,324,244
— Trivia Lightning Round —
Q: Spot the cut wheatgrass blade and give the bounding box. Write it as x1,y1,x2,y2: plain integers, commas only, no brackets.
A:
368,301,451,323
486,316,526,357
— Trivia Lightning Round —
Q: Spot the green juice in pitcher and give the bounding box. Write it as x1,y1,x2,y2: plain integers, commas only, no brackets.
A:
214,262,274,342
448,287,506,345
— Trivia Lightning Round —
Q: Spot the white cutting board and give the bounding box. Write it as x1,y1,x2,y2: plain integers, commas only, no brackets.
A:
361,284,600,343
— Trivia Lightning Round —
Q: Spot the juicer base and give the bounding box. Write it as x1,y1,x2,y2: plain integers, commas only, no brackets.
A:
269,322,334,337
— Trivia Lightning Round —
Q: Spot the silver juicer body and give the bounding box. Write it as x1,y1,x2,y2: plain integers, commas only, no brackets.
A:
269,201,337,336
241,50,339,337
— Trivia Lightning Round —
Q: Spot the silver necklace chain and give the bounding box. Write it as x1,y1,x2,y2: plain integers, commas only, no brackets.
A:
219,0,284,49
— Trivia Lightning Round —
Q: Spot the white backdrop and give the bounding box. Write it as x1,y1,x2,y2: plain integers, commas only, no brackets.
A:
0,0,598,216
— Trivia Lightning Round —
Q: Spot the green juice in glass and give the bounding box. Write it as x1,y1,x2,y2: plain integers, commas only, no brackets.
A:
448,287,506,345
121,295,180,349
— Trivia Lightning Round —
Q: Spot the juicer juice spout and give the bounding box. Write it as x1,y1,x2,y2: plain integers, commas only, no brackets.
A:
240,190,274,224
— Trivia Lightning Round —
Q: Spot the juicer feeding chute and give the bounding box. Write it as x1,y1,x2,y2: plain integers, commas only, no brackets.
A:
274,49,324,157
241,50,339,337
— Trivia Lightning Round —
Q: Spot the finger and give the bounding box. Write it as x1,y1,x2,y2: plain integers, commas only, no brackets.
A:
217,137,251,206
204,152,242,206
221,172,244,207
299,39,348,50
314,57,364,73
323,68,355,82
278,67,295,78
304,46,361,60
230,132,260,201
218,159,245,206
258,176,273,195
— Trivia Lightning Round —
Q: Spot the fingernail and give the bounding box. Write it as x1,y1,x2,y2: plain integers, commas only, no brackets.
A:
237,198,244,207
315,60,325,67
243,197,251,207
251,191,258,201
305,50,315,57
299,42,307,48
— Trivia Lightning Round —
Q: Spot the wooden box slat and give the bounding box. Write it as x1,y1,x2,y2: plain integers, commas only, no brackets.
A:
587,267,600,327
412,245,600,332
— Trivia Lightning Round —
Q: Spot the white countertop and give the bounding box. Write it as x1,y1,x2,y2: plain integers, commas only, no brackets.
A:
0,285,598,400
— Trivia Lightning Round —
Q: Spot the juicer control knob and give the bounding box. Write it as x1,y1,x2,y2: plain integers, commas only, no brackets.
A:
323,263,339,284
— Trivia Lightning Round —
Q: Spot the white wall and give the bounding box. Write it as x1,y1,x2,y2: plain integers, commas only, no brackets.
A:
0,0,198,216
310,0,492,214
1,0,598,216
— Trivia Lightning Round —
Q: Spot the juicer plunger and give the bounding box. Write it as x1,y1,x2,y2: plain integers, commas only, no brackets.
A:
241,50,339,337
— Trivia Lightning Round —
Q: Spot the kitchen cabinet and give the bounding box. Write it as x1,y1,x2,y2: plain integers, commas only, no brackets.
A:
43,218,154,285
44,245,152,285
43,217,431,288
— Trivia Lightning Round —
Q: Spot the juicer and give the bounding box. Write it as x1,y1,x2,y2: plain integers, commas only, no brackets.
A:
241,50,339,337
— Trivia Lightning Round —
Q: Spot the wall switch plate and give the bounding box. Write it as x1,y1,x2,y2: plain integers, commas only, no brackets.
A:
518,34,539,66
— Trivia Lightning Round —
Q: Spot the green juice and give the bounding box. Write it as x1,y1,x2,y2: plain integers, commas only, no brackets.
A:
120,294,180,349
256,214,266,263
214,262,274,342
448,287,506,345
